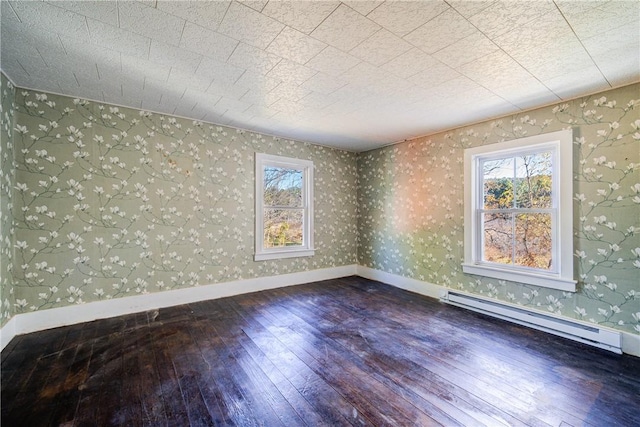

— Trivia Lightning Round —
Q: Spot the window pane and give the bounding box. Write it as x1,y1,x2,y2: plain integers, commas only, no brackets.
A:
264,167,302,207
515,213,552,270
515,152,552,208
483,212,513,265
263,209,303,248
483,158,514,209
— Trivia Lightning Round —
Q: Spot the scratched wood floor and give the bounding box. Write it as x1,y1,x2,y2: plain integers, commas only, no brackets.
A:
2,276,640,426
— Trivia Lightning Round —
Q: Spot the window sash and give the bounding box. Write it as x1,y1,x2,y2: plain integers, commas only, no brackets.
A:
255,153,314,261
462,129,575,291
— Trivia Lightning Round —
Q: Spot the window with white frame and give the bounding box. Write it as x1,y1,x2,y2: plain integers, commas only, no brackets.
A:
462,129,576,292
255,153,314,261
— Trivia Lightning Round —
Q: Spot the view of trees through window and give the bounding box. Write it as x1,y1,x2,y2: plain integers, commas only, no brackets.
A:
263,166,304,248
481,151,554,270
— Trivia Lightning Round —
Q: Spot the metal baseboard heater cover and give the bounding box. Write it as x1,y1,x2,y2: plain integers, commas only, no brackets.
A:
440,290,622,354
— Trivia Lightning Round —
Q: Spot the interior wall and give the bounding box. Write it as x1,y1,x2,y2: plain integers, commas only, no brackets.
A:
8,85,357,314
1,73,16,326
357,82,640,335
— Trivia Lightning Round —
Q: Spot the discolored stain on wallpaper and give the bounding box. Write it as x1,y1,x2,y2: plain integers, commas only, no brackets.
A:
5,81,357,313
358,83,639,334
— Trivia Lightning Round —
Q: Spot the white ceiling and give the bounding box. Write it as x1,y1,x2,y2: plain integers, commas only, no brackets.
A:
1,0,638,152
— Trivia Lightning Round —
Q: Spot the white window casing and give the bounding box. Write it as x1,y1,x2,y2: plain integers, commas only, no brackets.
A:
255,153,314,261
462,129,576,292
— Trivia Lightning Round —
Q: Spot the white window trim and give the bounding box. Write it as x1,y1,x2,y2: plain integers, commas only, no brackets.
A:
462,129,576,292
255,153,314,261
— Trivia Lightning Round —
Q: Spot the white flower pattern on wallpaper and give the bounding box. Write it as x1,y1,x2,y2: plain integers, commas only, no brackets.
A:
1,74,16,326
1,74,638,336
358,85,639,334
8,87,357,313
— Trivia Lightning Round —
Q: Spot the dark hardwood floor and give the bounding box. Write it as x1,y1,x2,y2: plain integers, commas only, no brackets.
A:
2,276,639,426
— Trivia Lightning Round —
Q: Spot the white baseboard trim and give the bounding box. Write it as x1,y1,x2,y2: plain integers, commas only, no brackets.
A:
622,331,640,357
3,264,638,358
0,264,357,352
356,265,640,358
356,265,444,299
0,316,17,352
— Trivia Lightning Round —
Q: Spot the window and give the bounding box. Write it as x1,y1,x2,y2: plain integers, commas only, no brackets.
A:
462,129,575,291
255,153,314,261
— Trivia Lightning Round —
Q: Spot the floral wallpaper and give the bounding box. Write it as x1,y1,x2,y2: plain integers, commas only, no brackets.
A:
1,73,638,338
358,83,640,335
1,74,16,326
6,84,357,313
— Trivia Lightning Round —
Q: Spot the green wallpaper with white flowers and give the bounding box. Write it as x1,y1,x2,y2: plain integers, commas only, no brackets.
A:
1,73,638,337
358,83,640,335
4,81,357,314
1,74,16,326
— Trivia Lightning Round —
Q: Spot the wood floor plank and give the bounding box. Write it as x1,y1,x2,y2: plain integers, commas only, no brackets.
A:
2,277,639,427
245,294,515,427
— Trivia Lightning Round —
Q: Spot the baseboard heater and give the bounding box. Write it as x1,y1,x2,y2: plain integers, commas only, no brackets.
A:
440,290,622,354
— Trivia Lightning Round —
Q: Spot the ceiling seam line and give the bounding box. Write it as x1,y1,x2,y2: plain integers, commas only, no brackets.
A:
552,0,612,88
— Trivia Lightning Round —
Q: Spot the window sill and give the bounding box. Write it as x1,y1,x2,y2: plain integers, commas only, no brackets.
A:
462,263,576,292
255,249,315,261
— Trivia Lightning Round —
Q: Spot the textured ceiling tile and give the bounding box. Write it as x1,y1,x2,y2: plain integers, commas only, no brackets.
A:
121,54,171,82
340,62,389,87
493,10,575,55
458,50,527,85
269,98,303,115
302,72,348,95
521,43,594,81
156,0,230,31
235,71,281,92
582,20,639,57
269,82,311,102
417,75,481,100
47,0,118,26
305,47,361,77
266,60,317,86
366,0,450,37
432,31,499,69
447,0,496,18
500,84,560,110
236,1,269,13
468,0,556,39
227,43,282,75
583,21,640,86
10,0,89,39
261,1,340,34
565,1,640,40
166,68,211,92
179,22,238,61
216,96,251,113
554,0,606,15
342,1,384,16
311,4,380,51
542,66,609,99
87,18,151,58
407,61,460,89
404,8,475,54
240,89,281,107
149,40,203,74
299,91,338,109
350,29,413,66
206,80,250,101
118,1,185,47
217,2,284,50
195,57,244,85
265,26,327,65
381,48,438,79
1,23,51,59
